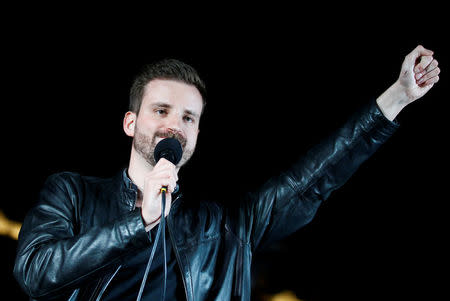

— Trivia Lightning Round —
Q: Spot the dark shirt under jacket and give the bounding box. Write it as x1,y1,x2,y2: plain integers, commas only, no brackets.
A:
103,225,185,301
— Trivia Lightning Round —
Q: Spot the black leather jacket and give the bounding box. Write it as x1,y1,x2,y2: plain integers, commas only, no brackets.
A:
14,101,398,301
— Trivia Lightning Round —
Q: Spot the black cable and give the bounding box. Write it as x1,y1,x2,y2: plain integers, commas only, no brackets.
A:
160,191,167,301
136,189,167,301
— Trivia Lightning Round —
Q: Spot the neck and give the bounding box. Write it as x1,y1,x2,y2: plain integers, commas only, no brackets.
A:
128,147,154,193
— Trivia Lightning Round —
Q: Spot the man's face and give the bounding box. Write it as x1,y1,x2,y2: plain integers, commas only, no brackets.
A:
130,79,203,167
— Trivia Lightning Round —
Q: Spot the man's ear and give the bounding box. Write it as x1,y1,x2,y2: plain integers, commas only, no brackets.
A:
123,111,136,137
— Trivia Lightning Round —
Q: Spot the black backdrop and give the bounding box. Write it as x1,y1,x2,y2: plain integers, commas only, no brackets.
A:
2,5,448,301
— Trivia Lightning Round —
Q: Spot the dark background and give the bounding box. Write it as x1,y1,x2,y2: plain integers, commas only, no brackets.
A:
2,4,448,301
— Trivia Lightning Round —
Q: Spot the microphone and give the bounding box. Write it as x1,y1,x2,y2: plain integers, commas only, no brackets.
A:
137,137,183,301
154,137,183,165
154,138,183,194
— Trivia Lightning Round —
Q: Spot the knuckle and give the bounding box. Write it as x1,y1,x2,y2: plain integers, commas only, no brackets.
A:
158,158,172,167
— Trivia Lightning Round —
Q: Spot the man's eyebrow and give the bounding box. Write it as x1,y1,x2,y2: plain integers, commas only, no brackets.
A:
184,109,200,118
151,102,200,118
151,102,172,108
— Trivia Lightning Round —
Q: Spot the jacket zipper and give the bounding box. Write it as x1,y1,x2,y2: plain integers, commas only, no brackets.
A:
167,195,190,301
233,244,243,298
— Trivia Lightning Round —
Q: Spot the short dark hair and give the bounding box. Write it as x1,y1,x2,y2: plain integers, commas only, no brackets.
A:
129,58,207,114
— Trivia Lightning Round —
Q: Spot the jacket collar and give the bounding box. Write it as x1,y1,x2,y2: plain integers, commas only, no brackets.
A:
122,168,138,192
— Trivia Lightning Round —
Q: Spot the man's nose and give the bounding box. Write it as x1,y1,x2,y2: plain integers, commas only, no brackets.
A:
165,114,182,132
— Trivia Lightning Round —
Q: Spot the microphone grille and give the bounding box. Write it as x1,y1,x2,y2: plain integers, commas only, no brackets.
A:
154,138,183,165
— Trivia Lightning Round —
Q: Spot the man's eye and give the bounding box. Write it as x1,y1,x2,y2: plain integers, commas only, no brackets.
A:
184,116,194,123
155,109,167,115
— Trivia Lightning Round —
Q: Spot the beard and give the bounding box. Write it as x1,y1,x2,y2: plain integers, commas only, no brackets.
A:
133,125,195,167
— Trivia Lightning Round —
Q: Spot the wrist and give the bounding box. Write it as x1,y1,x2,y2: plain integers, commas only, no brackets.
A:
376,81,409,121
141,209,161,232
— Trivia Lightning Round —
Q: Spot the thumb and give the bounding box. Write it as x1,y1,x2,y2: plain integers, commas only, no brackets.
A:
161,189,172,218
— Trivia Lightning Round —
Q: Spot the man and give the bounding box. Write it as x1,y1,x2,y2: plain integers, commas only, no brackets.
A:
14,45,440,300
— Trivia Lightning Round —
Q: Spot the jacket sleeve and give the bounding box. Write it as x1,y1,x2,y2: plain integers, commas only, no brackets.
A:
242,100,399,251
13,172,151,300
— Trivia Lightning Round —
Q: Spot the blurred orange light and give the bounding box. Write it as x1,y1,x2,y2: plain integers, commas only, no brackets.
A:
0,210,21,240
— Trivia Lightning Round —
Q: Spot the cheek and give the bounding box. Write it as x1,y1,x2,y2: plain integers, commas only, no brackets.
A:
187,129,199,148
136,115,159,132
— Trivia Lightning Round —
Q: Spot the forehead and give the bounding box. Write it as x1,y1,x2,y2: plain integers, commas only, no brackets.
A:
142,79,203,114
